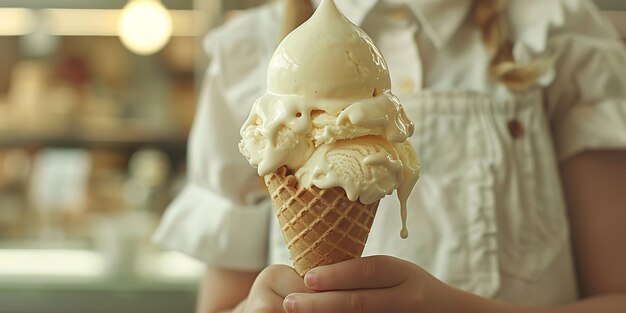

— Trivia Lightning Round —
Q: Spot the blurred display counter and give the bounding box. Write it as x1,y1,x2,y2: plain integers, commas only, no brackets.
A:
0,278,197,313
0,279,197,313
0,250,203,313
0,128,187,151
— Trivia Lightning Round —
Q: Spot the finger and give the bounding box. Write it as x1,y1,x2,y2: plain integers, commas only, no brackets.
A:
256,264,310,297
304,256,413,291
283,289,404,313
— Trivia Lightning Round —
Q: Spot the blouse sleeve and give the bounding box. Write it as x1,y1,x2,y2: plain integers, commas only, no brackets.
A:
152,17,272,271
540,0,626,161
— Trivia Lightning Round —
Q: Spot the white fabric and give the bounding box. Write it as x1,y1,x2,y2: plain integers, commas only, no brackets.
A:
153,0,626,305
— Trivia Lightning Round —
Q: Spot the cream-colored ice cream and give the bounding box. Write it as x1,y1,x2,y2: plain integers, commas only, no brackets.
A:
239,0,419,238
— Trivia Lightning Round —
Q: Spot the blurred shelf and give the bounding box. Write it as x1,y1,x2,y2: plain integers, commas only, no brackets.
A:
0,276,198,293
0,130,187,152
1,0,621,10
0,281,197,313
0,0,268,10
0,0,193,10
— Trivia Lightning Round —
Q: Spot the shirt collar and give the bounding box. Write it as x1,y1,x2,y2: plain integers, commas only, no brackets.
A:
311,0,473,49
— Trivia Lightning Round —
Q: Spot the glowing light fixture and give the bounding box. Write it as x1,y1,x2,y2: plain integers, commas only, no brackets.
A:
118,0,173,55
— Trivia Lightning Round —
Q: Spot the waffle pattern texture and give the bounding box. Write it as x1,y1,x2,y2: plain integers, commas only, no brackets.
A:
265,166,379,276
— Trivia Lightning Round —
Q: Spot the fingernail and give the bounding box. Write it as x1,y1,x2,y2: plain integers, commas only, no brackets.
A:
304,271,317,288
284,295,297,313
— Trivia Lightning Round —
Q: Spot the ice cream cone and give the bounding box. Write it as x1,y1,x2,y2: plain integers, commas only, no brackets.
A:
240,0,420,276
265,166,379,277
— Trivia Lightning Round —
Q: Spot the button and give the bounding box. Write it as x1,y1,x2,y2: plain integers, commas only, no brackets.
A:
399,78,414,92
508,119,525,139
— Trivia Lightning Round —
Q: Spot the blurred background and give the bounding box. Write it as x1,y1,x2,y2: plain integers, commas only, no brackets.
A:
0,0,268,312
0,0,624,313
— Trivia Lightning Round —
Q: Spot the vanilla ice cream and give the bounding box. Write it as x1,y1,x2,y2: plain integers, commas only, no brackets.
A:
239,0,419,238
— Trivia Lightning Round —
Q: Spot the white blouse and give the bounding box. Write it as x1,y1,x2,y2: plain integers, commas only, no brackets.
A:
153,0,626,305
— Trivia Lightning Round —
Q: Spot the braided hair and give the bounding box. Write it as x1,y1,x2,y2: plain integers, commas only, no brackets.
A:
474,0,552,90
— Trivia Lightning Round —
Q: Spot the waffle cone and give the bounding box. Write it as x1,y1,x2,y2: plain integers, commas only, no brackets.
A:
264,166,379,276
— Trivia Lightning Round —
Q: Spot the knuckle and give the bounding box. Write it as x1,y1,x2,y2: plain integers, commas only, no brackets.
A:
403,270,425,310
256,271,275,287
349,292,364,313
361,258,377,280
257,265,288,287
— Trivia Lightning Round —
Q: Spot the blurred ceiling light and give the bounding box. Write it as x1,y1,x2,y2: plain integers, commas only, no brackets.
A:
118,0,173,55
0,8,35,36
0,249,106,277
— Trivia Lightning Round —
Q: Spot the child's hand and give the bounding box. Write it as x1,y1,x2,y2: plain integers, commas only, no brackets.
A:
282,256,448,313
244,265,310,313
